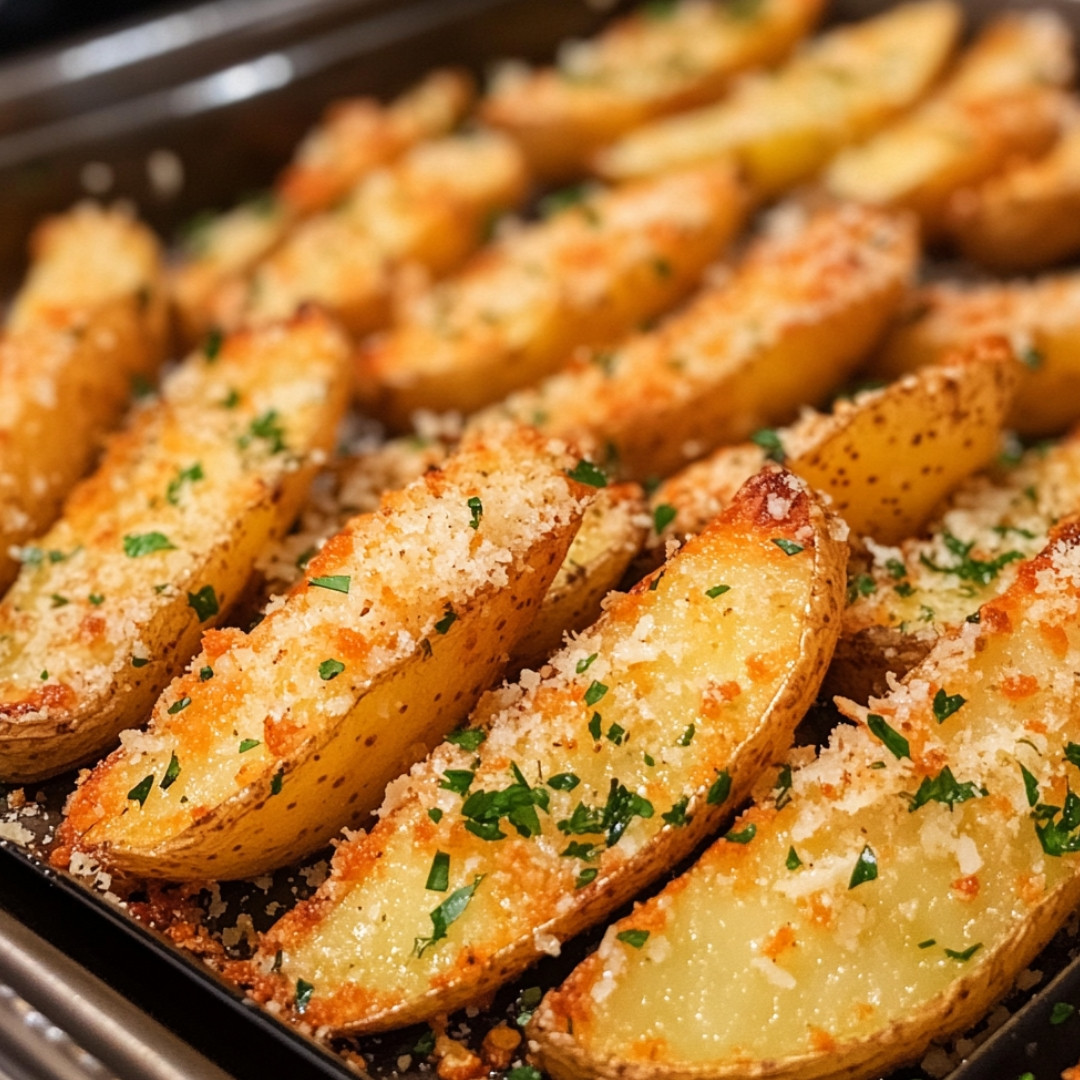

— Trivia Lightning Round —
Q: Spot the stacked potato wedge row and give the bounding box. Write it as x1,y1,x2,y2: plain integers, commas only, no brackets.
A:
0,206,168,592
58,426,597,879
0,311,351,782
172,69,474,343
530,517,1080,1080
248,466,846,1032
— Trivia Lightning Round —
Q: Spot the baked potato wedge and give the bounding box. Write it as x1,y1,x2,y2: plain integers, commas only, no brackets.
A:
212,133,527,336
482,0,824,181
532,517,1080,1080
0,310,352,783
592,1,962,193
57,426,594,880
875,274,1080,437
0,204,168,593
171,69,474,344
944,122,1080,271
824,12,1074,236
649,337,1021,550
251,466,846,1033
355,165,749,427
484,202,917,480
833,426,1080,702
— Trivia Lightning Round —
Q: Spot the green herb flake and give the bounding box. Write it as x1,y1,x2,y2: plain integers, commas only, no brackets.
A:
203,328,224,362
507,1067,543,1080
413,1029,437,1056
294,979,314,1014
576,653,598,674
88,593,104,606
165,463,204,506
886,557,908,580
575,867,599,889
50,593,69,608
907,766,987,813
127,775,154,807
584,680,609,707
467,496,483,530
751,428,786,463
933,689,967,724
446,728,486,752
1020,763,1040,807
867,713,910,760
239,738,261,753
1065,742,1080,768
648,570,665,592
240,409,287,455
616,929,650,949
920,531,1022,586
548,772,580,792
1050,1002,1076,1025
413,875,483,957
123,532,176,558
561,841,600,861
160,753,181,790
318,658,345,681
588,712,602,740
566,460,607,488
270,770,284,796
199,666,214,681
1034,788,1080,856
309,574,350,594
426,851,450,892
677,724,696,747
435,606,457,635
725,824,756,845
427,807,443,823
39,670,47,681
705,584,731,599
772,538,804,556
653,503,676,534
848,844,878,888
774,764,793,810
439,769,474,796
167,696,191,715
708,770,732,806
221,387,240,409
847,573,877,604
187,585,219,622
918,938,937,949
785,846,802,870
131,656,150,668
605,722,626,746
944,943,982,962
643,752,656,767
662,796,690,827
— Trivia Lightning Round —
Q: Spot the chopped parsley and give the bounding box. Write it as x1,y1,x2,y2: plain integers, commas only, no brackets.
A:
127,775,154,807
584,680,608,707
677,724,696,747
199,666,214,681
427,808,443,824
772,538,803,556
605,722,626,745
662,796,690,827
707,770,732,806
867,713,910,760
1020,763,1040,807
1066,742,1080,768
575,868,598,889
774,764,793,810
566,460,607,488
1034,789,1080,856
50,593,69,608
203,328,224,361
239,409,287,455
785,846,802,870
848,844,878,888
557,779,654,847
907,767,986,813
425,851,450,892
131,656,150,668
653,503,676,534
561,841,600,861
270,770,283,796
165,463,204,506
847,573,877,604
944,943,982,962
576,653,598,674
467,496,483,530
434,606,457,635
221,387,240,409
616,929,650,949
751,428,786,463
446,728,486,752
88,593,104,606
123,532,176,558
413,875,483,957
1051,1002,1076,1025
160,753,181,790
548,772,580,792
294,979,314,1014
167,696,191,715
309,574,350,594
460,763,550,841
933,689,966,724
187,585,219,622
318,658,345,681
705,584,731,599
439,769,474,796
588,712,602,740
920,531,1022,586
239,739,260,753
886,557,908,580
725,824,756,844
648,570,665,591
918,939,936,949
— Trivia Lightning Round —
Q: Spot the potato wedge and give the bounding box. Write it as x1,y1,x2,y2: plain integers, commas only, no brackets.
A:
355,165,748,427
171,70,474,343
532,518,1080,1080
250,467,846,1033
944,123,1080,272
484,202,917,480
648,337,1021,550
57,426,594,880
212,133,528,336
874,274,1080,437
482,0,824,180
0,311,352,784
592,1,962,193
824,12,1074,235
0,205,168,593
833,426,1080,702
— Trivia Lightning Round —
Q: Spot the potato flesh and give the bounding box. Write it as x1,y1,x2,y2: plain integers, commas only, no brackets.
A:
486,203,916,480
261,468,845,1030
61,427,591,877
592,0,961,191
535,524,1080,1072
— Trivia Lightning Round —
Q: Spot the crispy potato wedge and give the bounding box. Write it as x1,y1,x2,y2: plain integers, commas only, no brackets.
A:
57,427,594,880
484,203,917,480
252,467,845,1034
212,133,527,336
532,519,1080,1080
355,166,748,428
874,274,1080,436
171,70,474,343
592,1,962,193
944,123,1080,271
0,205,168,592
649,337,1021,549
824,12,1074,235
482,0,824,180
0,311,351,783
832,427,1080,702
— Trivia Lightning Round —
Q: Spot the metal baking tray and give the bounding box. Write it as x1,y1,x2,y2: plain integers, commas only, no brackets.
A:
3,0,1080,1077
